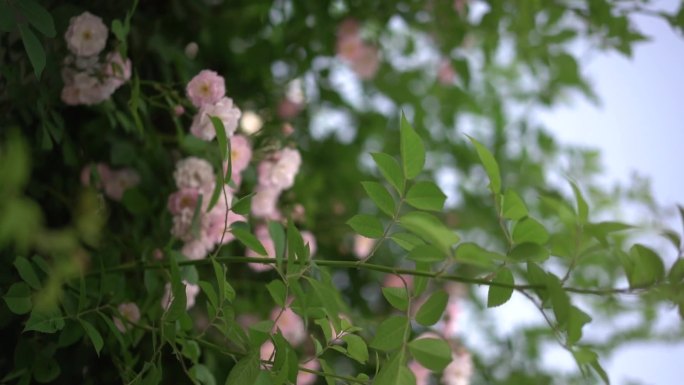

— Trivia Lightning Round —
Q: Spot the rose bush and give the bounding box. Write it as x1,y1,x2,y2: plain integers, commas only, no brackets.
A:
1,1,684,385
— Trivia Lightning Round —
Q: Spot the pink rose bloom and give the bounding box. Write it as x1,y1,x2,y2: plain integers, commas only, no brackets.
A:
409,360,430,385
103,51,132,88
297,359,320,385
80,163,112,189
225,135,252,180
281,123,295,136
65,12,108,57
190,97,241,141
247,225,276,272
438,59,456,85
173,157,215,193
173,105,185,116
113,302,140,333
167,188,202,215
336,33,364,62
240,110,263,134
271,306,307,346
181,239,213,261
301,231,317,257
351,44,380,80
74,55,99,70
61,85,81,106
353,235,375,259
184,42,199,59
171,208,195,242
186,70,226,108
251,187,281,220
161,280,200,310
104,168,140,201
204,207,246,245
257,148,302,190
442,349,473,385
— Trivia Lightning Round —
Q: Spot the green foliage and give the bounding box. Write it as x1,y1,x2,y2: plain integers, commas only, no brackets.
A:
407,337,452,372
487,268,514,308
415,290,448,326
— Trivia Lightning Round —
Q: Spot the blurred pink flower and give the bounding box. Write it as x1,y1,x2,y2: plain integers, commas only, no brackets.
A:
297,359,320,385
438,59,456,85
161,280,200,310
173,105,185,116
190,97,241,140
173,157,215,194
167,188,202,215
65,12,108,57
247,225,276,272
186,70,226,108
383,274,413,290
80,163,112,189
350,44,380,80
353,235,375,259
257,148,302,191
104,168,140,201
301,231,317,257
409,360,430,385
103,51,132,88
251,186,282,220
271,306,307,346
113,302,140,333
225,135,252,181
442,349,473,385
260,339,276,363
181,239,213,261
277,98,303,120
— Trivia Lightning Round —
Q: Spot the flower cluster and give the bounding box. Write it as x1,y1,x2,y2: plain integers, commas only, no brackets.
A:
335,18,381,80
186,70,241,141
168,157,245,260
80,162,140,201
161,281,201,310
62,12,132,105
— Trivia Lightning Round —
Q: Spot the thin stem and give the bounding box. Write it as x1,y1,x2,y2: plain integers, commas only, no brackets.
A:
89,255,653,296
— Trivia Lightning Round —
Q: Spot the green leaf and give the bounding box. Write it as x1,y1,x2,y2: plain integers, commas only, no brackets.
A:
408,337,452,371
547,274,570,326
567,305,592,345
512,217,549,245
400,113,426,179
415,290,448,326
623,244,665,288
407,244,447,263
508,243,549,262
18,23,45,78
189,364,216,385
122,188,150,215
231,192,254,215
182,340,202,364
342,334,369,364
0,2,16,32
454,242,506,268
371,152,405,195
79,320,104,356
266,280,287,307
405,181,446,211
590,359,611,385
16,0,55,37
362,181,396,216
487,268,514,308
373,350,411,385
502,190,527,220
390,232,425,251
225,352,260,385
370,315,409,352
209,116,228,161
232,225,268,256
669,258,684,283
165,254,186,321
268,221,286,271
569,181,589,223
3,282,32,315
467,136,501,193
526,262,549,301
399,211,459,255
32,356,60,383
382,287,409,311
305,277,342,331
24,306,64,333
347,214,384,238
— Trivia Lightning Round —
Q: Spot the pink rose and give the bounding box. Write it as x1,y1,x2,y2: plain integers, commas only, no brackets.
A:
113,302,140,333
65,12,108,57
186,70,226,108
